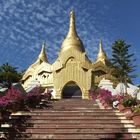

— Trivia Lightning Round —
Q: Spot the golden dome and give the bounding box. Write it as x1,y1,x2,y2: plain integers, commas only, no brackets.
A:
60,11,85,53
96,40,108,63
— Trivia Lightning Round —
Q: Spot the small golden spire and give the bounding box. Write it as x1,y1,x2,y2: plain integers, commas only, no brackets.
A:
96,40,107,63
38,42,48,62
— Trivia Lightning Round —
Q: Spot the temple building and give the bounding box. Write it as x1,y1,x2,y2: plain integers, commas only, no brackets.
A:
22,11,117,99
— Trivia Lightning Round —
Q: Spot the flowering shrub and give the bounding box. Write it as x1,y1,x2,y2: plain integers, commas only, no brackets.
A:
89,88,114,106
6,86,25,103
0,97,11,111
98,89,115,106
24,86,42,108
0,85,53,112
0,86,25,112
99,89,112,99
88,87,100,101
112,94,124,103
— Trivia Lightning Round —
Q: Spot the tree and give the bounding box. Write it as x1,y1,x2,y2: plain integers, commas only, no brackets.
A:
111,40,136,93
0,63,22,88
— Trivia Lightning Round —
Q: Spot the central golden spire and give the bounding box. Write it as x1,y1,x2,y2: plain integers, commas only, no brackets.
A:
67,11,78,38
60,11,85,53
96,40,108,63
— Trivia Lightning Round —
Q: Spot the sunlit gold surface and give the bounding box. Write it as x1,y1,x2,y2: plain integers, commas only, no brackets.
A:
52,49,92,99
22,43,53,89
22,11,118,98
60,11,85,54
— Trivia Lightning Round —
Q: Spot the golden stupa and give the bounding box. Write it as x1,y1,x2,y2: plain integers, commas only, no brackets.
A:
22,11,117,99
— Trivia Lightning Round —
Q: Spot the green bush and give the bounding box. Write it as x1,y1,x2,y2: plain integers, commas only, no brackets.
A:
122,98,137,107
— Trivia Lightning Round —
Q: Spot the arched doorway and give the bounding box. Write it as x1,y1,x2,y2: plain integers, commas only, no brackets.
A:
62,81,82,98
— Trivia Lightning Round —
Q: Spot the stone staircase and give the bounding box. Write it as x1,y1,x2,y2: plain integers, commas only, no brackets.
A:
14,99,140,140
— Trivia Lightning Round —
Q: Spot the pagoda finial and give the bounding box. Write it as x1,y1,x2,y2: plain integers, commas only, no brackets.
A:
96,40,108,63
38,42,48,62
99,39,103,52
67,10,78,38
60,10,85,53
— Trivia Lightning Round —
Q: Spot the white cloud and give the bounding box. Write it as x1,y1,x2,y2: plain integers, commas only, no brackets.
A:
36,13,50,22
0,0,123,70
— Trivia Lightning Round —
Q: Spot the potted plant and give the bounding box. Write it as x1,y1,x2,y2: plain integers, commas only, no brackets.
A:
112,94,125,111
122,97,137,118
117,103,125,112
132,104,140,126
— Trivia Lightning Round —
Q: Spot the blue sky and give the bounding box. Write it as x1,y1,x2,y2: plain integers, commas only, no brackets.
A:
0,0,140,84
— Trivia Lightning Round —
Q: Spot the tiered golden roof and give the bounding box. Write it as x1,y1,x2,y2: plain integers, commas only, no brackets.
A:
60,11,85,53
22,43,49,80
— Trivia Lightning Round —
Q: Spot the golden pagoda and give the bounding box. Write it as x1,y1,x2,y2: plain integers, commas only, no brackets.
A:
22,11,117,99
93,40,118,86
22,43,53,89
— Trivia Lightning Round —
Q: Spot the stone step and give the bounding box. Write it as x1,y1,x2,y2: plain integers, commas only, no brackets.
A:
17,138,137,140
45,104,96,107
30,116,127,120
52,107,100,110
2,132,138,140
51,103,97,105
28,124,136,129
50,104,97,107
16,133,136,139
51,106,98,108
24,128,140,133
30,109,120,112
29,111,123,115
28,119,134,124
51,102,96,104
11,112,125,117
29,113,125,118
16,99,140,140
50,99,93,102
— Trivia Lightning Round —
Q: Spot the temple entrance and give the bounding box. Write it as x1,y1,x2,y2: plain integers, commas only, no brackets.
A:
62,81,82,99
